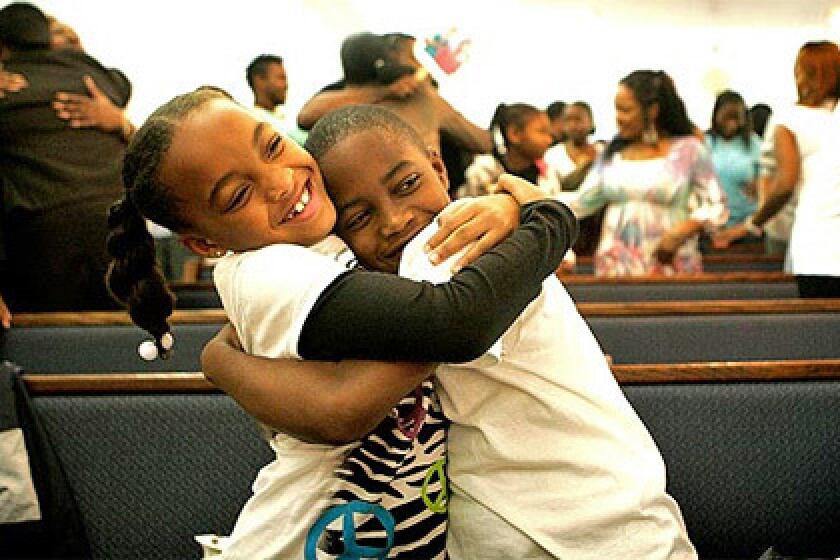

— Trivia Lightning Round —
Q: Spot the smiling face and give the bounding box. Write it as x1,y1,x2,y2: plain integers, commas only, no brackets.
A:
159,98,335,253
614,84,646,140
321,129,450,273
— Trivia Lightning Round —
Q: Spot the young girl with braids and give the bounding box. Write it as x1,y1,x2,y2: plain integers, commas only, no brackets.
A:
457,102,558,198
457,103,576,269
105,87,575,559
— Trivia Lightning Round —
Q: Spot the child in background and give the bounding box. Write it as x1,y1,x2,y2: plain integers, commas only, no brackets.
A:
206,104,697,559
458,102,558,198
106,87,573,558
705,90,761,230
458,102,576,269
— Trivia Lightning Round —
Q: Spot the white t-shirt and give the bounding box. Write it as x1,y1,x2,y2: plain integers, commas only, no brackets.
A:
773,103,840,276
400,222,697,560
213,240,353,560
543,142,578,178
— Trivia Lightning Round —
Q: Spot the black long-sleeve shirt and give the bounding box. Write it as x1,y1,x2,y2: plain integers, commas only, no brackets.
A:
299,199,577,363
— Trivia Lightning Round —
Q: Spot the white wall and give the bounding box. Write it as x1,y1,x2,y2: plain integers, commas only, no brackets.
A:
7,0,840,140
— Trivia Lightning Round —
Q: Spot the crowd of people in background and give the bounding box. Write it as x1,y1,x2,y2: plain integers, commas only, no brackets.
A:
1,0,839,327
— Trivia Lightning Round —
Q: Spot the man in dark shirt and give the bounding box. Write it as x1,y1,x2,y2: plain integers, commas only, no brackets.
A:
0,3,129,315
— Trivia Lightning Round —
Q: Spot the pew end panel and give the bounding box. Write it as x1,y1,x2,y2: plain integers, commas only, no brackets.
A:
32,392,272,560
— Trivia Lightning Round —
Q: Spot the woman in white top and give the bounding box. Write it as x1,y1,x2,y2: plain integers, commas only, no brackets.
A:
714,41,840,297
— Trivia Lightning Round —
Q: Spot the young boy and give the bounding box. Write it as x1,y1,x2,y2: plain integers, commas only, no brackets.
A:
207,105,697,559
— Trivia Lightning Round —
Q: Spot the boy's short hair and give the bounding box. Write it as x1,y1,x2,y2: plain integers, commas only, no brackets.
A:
246,54,284,90
305,104,427,163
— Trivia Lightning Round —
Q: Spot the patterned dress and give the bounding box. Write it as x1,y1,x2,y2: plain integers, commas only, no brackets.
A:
562,136,727,276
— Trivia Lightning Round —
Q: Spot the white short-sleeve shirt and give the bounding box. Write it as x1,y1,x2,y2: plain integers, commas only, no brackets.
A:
213,238,354,559
400,220,697,560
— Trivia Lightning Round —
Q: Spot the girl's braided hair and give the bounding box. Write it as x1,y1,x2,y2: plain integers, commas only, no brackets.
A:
105,86,232,357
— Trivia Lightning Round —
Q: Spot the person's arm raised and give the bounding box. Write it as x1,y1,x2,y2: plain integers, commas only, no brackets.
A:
297,83,415,130
202,324,434,444
434,88,493,154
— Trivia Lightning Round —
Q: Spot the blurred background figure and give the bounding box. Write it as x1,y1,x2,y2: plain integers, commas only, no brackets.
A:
459,102,555,197
0,3,132,320
560,70,727,276
298,31,491,176
546,100,566,146
749,102,773,138
544,101,603,188
705,90,761,235
714,41,840,297
458,102,575,269
246,53,307,146
544,101,606,256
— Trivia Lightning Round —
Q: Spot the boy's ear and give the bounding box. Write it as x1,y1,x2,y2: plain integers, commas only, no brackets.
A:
426,147,449,191
179,235,227,258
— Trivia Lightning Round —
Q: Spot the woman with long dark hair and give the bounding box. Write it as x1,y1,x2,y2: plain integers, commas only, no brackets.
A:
560,70,727,276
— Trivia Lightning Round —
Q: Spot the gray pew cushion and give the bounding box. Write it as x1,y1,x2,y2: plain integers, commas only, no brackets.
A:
624,381,840,558
567,282,799,302
0,324,220,373
589,313,840,363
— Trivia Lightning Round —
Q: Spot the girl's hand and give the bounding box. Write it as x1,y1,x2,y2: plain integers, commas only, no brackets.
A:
490,173,548,205
424,193,520,271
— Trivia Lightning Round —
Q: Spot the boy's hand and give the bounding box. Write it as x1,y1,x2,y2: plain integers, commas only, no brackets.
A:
490,173,548,205
425,194,519,271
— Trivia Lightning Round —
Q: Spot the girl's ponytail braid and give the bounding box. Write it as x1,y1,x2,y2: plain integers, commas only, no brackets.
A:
105,196,175,358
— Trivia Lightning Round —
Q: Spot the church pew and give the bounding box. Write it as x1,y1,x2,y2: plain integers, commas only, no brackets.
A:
4,301,839,372
171,273,801,308
574,254,785,274
560,272,799,302
20,359,840,559
583,300,840,363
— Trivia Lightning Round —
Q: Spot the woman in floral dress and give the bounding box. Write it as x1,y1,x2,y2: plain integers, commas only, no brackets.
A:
561,70,728,276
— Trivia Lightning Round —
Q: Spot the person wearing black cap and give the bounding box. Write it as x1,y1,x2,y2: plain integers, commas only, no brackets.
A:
0,2,131,320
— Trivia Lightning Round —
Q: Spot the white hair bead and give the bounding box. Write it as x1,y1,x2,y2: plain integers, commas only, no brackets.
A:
138,340,159,361
161,332,174,351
